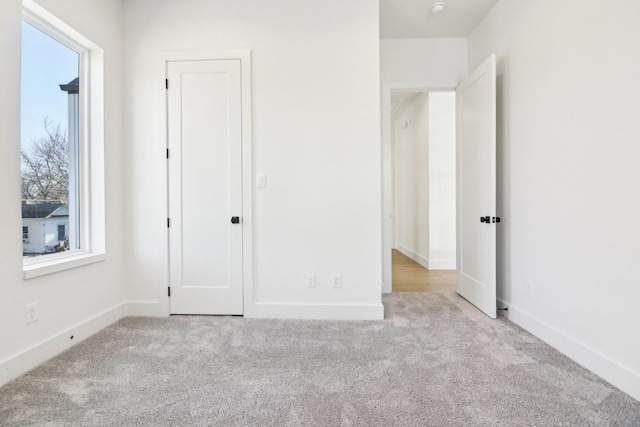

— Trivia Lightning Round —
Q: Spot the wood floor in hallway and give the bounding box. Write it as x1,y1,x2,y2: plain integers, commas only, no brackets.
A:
392,249,456,293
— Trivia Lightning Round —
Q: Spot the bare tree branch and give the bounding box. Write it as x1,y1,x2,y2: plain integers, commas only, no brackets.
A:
21,119,69,202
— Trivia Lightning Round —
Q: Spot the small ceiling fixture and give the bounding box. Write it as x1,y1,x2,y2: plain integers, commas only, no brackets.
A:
431,2,446,14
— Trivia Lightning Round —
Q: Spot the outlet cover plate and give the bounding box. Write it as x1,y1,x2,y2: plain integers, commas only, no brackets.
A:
306,274,315,288
332,274,342,288
525,280,533,297
25,302,38,324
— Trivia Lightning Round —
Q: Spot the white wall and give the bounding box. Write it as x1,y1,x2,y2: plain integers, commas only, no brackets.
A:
394,94,430,263
123,0,383,319
469,0,640,401
0,0,126,387
380,39,466,291
380,38,467,85
427,92,456,268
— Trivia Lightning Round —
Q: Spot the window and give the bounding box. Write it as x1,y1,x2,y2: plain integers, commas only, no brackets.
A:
21,21,79,258
22,0,106,278
23,226,29,243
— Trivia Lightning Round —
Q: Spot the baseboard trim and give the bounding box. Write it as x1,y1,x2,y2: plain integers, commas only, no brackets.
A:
395,245,455,270
396,245,429,269
498,298,640,402
125,301,164,317
427,259,456,270
125,299,385,320
0,302,127,388
246,302,384,320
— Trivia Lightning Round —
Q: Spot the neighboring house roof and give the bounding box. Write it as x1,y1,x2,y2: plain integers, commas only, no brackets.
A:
48,205,69,217
59,77,79,94
22,201,69,219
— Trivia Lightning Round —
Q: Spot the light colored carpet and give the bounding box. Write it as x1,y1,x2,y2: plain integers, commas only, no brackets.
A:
1,292,639,426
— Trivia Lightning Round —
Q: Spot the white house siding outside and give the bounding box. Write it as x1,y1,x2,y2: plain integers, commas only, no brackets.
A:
22,202,69,256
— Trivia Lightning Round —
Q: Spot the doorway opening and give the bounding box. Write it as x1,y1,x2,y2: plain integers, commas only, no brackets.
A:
383,88,457,294
392,249,456,292
383,55,497,318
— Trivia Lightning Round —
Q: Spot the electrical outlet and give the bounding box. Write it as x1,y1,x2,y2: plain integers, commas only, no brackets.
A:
525,280,533,297
25,303,38,324
306,274,315,288
332,274,342,288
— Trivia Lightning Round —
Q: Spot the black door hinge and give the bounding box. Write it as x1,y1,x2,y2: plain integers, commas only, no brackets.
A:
168,287,171,297
166,148,169,159
165,79,168,89
167,218,171,228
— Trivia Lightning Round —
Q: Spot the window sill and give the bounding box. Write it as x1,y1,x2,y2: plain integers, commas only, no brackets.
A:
23,252,106,279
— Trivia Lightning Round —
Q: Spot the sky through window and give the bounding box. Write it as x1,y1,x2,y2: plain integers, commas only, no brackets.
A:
21,21,79,150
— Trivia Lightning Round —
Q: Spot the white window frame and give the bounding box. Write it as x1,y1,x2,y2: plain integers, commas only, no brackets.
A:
22,0,106,279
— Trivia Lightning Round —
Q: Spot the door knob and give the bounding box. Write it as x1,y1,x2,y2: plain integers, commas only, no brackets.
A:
231,216,240,224
480,216,490,223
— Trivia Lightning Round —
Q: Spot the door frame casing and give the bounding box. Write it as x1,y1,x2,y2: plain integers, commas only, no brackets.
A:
381,80,455,294
161,49,253,315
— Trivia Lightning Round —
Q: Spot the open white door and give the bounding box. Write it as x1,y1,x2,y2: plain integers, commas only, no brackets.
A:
167,59,243,315
456,55,497,319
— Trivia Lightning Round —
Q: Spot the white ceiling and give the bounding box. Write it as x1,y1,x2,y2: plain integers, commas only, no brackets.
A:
380,0,500,39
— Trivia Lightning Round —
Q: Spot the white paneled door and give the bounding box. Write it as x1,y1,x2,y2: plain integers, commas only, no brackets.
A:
456,55,497,319
167,59,243,315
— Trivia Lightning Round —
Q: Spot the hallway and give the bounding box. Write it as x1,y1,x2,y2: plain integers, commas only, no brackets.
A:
392,249,456,293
